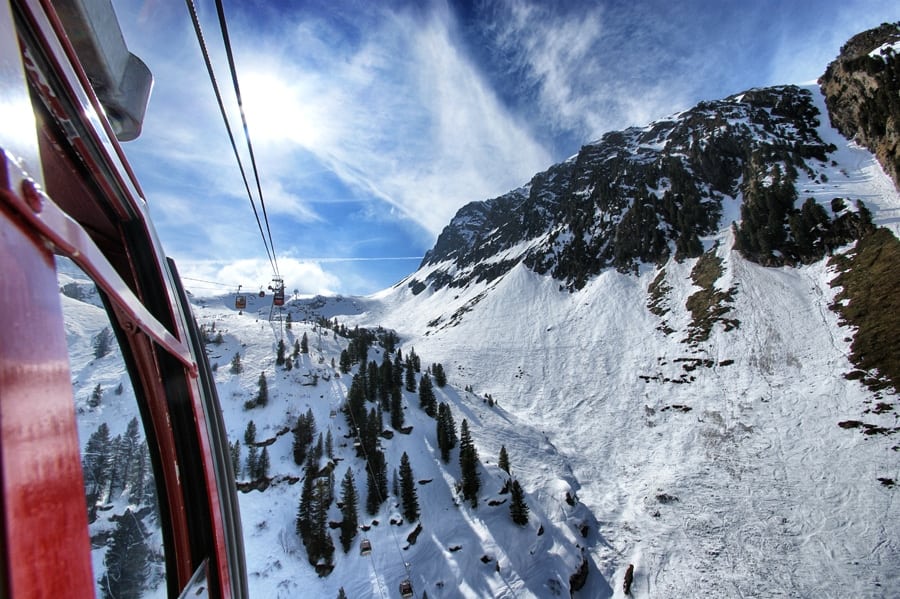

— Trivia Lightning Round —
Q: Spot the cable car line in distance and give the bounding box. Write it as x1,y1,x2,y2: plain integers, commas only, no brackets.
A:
183,0,278,278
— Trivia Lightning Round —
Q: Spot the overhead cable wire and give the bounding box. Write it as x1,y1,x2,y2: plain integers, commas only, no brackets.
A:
181,276,234,288
213,0,279,277
183,0,277,275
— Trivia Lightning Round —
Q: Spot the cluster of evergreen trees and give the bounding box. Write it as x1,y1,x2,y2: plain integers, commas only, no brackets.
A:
233,420,270,480
101,508,155,599
293,406,342,570
275,334,307,373
282,329,534,574
497,445,529,525
82,418,156,522
82,419,162,597
296,457,335,570
734,161,875,265
292,342,442,570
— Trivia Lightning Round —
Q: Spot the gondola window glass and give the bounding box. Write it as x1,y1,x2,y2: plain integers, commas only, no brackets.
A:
58,258,167,599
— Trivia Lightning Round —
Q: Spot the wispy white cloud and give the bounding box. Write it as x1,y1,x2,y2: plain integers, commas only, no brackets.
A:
119,0,552,246
178,257,342,297
487,0,702,143
112,0,900,295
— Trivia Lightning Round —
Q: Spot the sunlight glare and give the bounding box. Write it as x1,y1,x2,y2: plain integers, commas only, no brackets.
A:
240,70,322,147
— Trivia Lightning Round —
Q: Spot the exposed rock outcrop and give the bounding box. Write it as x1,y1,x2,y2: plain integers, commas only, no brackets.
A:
820,22,900,188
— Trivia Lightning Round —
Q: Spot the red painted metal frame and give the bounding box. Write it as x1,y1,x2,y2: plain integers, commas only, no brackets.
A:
0,182,95,599
1,0,244,596
1,163,199,377
0,2,93,594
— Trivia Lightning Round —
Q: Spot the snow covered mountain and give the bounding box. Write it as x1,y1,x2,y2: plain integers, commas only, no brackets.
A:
66,23,900,599
295,26,900,598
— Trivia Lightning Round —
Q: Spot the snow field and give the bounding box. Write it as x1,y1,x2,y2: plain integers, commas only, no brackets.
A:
190,293,597,598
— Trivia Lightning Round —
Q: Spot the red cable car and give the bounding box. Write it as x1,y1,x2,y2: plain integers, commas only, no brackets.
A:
270,276,285,306
0,1,247,597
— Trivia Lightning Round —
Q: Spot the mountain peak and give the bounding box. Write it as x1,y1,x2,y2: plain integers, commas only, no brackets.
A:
410,84,847,295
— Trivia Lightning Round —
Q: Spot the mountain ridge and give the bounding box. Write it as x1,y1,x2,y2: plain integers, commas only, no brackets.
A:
411,84,853,296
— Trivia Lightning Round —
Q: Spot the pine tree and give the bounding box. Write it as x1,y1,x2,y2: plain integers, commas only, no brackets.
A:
88,383,103,408
325,429,334,460
244,420,257,445
83,422,112,521
293,409,316,465
379,354,393,410
314,479,335,568
246,445,259,480
418,373,436,417
498,445,510,475
390,385,405,430
392,354,403,389
339,469,358,553
293,339,301,358
230,440,241,477
367,360,379,402
230,352,243,374
299,474,335,568
257,447,270,479
117,417,141,494
93,326,113,359
126,438,149,504
285,312,293,330
256,372,269,406
409,347,420,372
433,362,447,387
337,588,348,599
276,339,286,366
300,332,309,354
312,433,324,467
358,360,369,397
509,479,529,525
344,374,367,435
107,437,127,500
339,349,352,373
404,357,417,392
296,461,315,543
100,509,151,599
436,403,457,463
459,419,480,508
399,452,419,522
362,407,381,458
365,450,387,515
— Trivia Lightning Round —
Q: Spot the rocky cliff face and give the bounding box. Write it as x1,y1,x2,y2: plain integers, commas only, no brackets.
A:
820,22,900,188
411,84,862,293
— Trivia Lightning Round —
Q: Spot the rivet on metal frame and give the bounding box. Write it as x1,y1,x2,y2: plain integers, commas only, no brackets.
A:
21,178,42,213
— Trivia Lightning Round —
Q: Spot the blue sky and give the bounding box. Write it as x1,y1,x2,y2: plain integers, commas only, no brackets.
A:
112,0,898,296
